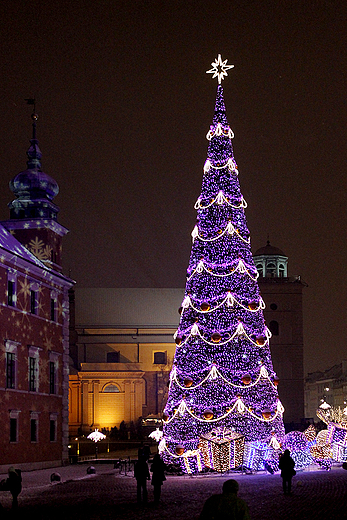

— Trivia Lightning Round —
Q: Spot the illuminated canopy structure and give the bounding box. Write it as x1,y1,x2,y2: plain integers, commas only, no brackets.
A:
161,57,285,472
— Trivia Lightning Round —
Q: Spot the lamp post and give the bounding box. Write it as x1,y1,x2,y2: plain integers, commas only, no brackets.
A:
87,429,106,459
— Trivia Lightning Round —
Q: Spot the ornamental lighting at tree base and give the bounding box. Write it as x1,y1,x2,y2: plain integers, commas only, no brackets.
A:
160,56,286,473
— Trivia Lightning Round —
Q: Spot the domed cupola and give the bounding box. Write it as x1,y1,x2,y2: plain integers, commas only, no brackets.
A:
8,112,60,220
1,103,69,271
253,240,288,278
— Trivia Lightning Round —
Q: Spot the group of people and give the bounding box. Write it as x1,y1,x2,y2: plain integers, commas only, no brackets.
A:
135,447,296,519
134,445,166,505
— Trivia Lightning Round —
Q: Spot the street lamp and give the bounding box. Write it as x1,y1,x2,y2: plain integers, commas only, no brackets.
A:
87,429,106,459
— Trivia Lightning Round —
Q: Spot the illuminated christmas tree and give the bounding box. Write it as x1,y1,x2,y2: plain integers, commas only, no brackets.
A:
161,56,285,473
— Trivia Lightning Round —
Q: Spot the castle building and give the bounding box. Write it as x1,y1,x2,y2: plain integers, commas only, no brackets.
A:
69,243,305,435
0,112,73,472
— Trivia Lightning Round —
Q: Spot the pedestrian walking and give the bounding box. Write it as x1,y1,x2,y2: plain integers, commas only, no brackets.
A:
150,453,166,504
0,467,22,509
134,456,150,504
279,449,295,495
199,479,251,520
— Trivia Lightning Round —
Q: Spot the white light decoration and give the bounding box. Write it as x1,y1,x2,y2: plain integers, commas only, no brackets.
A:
203,159,211,173
87,429,106,443
206,54,234,84
149,428,163,442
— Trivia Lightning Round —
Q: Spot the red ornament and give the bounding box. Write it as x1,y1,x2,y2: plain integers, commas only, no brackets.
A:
162,413,169,422
262,409,271,420
200,302,210,312
211,332,222,343
175,336,182,345
203,409,214,420
241,373,252,385
184,377,193,388
175,445,185,456
248,301,258,310
256,335,266,346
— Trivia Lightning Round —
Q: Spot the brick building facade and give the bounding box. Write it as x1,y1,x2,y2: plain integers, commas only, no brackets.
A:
0,113,73,471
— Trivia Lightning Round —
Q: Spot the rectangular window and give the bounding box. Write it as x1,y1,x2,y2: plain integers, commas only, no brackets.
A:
107,351,120,363
10,418,17,442
30,419,37,442
50,298,55,321
6,352,15,389
154,352,167,365
50,419,57,442
8,280,15,306
29,356,37,391
30,290,36,314
49,361,56,394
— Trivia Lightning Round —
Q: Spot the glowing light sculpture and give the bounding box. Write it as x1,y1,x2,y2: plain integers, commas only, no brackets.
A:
162,57,285,472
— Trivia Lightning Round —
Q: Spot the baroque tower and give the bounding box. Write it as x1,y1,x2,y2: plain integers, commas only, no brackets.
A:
1,109,68,270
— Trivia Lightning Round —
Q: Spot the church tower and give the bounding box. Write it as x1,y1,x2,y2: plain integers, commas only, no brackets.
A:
254,242,305,427
1,109,68,271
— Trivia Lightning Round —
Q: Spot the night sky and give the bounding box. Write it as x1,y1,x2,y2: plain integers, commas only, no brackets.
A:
0,0,346,375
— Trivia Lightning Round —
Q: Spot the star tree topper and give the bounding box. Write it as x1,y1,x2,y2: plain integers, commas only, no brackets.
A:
206,54,234,83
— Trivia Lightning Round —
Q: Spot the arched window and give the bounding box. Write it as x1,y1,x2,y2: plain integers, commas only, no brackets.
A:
103,383,120,393
278,264,285,277
256,264,263,277
269,320,279,336
266,263,276,277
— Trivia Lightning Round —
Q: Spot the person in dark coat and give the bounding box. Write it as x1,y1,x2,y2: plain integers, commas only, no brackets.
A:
6,467,22,509
279,449,295,495
134,456,150,504
150,454,166,504
199,479,251,520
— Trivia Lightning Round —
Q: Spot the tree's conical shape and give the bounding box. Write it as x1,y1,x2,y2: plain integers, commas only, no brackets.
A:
161,84,285,473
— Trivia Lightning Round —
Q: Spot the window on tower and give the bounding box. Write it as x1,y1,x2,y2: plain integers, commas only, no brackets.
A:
269,320,279,336
256,264,263,277
266,263,276,277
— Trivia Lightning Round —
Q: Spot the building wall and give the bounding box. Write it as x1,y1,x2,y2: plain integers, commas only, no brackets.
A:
69,285,305,435
0,254,72,472
259,278,305,425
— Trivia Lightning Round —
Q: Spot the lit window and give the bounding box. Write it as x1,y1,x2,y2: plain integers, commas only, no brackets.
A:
103,383,120,393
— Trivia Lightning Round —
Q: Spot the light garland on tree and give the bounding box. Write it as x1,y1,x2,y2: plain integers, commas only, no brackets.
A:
162,57,285,473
